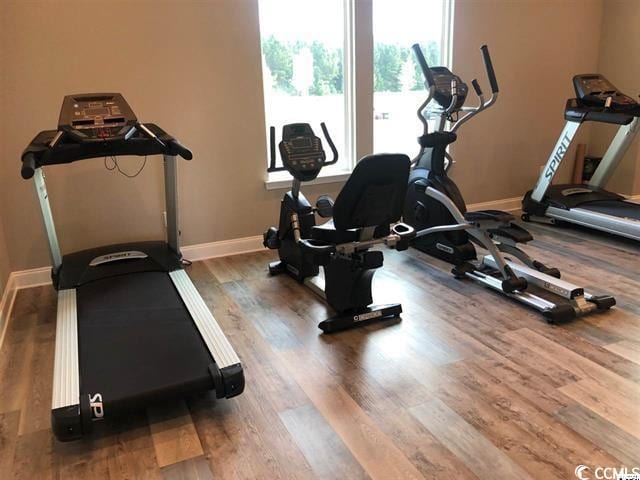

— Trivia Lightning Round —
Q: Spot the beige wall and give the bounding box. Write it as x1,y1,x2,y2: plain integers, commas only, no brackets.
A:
590,0,640,195
0,221,10,294
0,0,344,272
0,0,606,274
450,0,603,203
0,2,10,292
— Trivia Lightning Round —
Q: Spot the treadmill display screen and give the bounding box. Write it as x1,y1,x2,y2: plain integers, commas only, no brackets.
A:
85,107,110,116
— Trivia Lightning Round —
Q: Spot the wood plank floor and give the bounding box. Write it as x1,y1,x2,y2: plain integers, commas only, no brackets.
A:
0,221,638,479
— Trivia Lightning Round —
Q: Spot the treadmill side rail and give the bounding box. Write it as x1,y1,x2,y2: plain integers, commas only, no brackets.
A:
546,205,640,241
51,289,82,441
169,269,244,398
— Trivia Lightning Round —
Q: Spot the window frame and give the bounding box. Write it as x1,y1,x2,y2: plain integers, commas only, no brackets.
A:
262,0,453,190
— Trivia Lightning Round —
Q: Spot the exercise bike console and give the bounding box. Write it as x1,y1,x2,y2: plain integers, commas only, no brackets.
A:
268,123,338,182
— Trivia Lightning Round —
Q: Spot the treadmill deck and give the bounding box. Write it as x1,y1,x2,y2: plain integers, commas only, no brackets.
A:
76,271,214,414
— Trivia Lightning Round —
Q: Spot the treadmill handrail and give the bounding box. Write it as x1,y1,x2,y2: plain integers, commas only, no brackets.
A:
20,123,192,179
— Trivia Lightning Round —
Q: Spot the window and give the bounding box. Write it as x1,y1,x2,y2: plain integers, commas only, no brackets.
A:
259,0,352,178
373,0,448,157
259,0,451,186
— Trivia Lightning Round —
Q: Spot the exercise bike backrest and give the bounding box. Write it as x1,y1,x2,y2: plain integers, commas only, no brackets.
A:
267,123,339,183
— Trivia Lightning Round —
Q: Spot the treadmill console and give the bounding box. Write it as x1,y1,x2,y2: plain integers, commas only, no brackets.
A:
279,124,326,182
430,67,468,111
58,93,138,141
573,74,637,110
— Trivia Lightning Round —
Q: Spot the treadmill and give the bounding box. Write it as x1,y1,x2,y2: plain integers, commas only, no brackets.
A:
20,93,244,441
523,74,640,240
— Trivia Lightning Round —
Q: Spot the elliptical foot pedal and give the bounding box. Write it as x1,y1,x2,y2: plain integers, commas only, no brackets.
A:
589,295,616,311
318,304,402,333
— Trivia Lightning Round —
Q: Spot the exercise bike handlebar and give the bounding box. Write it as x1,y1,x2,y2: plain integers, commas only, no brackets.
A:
320,122,339,166
267,126,286,172
480,45,499,94
267,123,338,172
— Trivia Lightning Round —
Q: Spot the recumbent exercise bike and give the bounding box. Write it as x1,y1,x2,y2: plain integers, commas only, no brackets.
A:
263,123,415,333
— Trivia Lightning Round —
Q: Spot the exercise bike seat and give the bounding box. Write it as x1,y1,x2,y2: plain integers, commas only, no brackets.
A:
312,220,390,244
464,209,515,224
310,153,410,245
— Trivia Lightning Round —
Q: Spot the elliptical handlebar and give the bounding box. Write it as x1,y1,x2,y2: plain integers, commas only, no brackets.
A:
471,79,483,97
480,45,499,94
411,44,436,89
449,45,499,134
411,43,436,137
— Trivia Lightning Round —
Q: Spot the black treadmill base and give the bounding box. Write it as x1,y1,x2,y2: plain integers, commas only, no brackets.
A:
76,271,217,420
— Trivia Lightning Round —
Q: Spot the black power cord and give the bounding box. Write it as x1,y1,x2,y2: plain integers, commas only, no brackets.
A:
104,155,147,177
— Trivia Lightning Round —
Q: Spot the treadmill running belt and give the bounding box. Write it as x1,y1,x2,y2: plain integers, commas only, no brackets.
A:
580,200,640,221
77,271,214,414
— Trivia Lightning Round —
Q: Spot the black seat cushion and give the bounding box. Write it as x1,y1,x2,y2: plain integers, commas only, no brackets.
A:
311,220,390,244
332,154,410,231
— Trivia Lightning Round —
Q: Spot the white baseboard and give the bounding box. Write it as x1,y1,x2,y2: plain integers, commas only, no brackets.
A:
0,234,265,350
0,275,18,351
468,196,522,212
181,235,264,262
0,194,524,342
0,235,265,296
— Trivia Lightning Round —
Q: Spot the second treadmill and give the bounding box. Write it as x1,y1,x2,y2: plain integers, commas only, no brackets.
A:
523,74,640,240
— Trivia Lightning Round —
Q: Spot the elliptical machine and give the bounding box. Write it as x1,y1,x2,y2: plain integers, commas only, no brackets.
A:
263,123,415,333
403,44,615,322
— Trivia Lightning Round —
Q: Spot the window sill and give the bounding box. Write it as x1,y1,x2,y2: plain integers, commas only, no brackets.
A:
264,171,351,191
